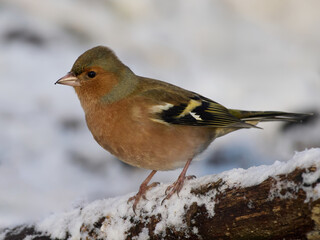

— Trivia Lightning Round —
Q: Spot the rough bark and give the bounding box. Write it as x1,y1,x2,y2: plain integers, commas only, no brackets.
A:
2,164,320,240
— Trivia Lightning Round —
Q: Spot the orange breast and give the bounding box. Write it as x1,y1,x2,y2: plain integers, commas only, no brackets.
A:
85,98,216,171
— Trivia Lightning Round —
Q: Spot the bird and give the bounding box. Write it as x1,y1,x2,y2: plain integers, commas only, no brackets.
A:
56,46,310,212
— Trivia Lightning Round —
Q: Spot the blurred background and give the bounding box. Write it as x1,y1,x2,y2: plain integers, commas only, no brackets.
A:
0,0,319,227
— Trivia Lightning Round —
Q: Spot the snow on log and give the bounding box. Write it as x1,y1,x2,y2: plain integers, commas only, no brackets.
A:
1,148,320,240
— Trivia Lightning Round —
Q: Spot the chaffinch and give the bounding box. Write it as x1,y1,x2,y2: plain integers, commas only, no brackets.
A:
56,46,309,212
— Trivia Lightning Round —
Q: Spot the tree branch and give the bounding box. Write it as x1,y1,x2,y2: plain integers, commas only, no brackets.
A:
2,149,320,240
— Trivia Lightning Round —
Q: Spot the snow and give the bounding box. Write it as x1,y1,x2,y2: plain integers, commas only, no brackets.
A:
26,148,320,239
0,0,320,230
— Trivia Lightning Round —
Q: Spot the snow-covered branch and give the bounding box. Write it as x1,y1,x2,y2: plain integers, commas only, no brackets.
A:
2,148,320,240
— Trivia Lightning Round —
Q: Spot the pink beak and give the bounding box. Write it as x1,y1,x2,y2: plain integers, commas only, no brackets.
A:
55,72,81,87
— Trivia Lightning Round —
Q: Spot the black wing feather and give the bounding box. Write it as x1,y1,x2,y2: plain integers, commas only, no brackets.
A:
158,95,254,128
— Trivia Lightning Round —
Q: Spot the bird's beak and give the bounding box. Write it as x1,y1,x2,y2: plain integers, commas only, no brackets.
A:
55,72,81,87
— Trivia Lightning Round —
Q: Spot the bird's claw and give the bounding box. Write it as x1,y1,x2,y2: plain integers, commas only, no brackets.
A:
128,182,160,213
162,175,196,205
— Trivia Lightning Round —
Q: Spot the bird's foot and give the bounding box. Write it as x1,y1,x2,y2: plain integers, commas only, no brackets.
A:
128,182,159,213
162,175,196,204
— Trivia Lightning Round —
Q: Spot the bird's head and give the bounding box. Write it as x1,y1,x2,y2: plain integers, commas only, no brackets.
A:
56,46,138,104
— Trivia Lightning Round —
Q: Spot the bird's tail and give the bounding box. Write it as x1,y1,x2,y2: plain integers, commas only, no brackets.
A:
228,109,312,127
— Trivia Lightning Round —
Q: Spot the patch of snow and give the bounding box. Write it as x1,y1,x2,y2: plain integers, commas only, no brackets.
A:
268,176,299,201
133,228,149,240
30,148,320,239
192,226,199,234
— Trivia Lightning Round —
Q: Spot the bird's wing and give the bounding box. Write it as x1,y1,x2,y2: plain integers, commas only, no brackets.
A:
138,82,255,128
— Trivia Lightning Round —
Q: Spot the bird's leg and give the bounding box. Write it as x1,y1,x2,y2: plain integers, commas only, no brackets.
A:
128,170,158,213
162,158,194,204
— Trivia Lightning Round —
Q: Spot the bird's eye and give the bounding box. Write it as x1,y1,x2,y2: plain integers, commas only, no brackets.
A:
87,71,96,78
